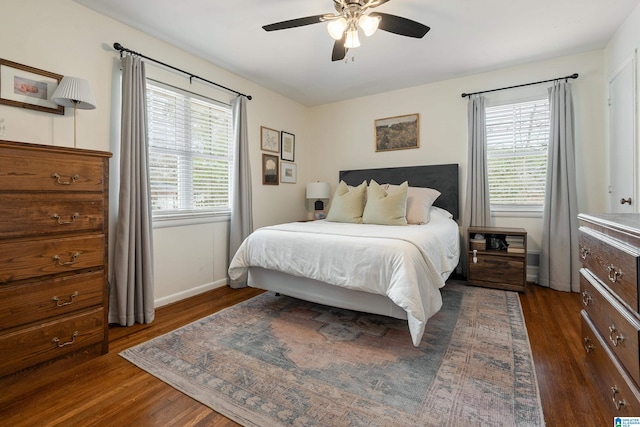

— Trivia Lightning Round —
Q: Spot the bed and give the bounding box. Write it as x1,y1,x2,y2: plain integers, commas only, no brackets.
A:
228,164,460,346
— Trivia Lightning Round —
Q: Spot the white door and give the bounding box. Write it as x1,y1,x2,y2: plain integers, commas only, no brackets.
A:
608,55,637,213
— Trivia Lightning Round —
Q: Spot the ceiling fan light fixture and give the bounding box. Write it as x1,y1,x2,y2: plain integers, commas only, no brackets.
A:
327,17,347,40
358,14,380,37
344,29,360,48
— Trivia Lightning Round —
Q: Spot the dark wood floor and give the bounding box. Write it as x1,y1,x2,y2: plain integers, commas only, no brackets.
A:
0,282,608,426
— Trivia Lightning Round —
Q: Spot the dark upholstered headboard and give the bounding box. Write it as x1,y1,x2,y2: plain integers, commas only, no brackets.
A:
339,164,459,220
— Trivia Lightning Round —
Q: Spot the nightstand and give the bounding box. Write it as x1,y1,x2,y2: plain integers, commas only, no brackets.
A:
467,226,527,292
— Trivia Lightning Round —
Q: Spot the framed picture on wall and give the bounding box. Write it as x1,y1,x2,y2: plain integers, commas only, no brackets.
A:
262,153,279,185
0,58,64,115
281,162,296,183
374,113,419,152
261,126,280,153
281,131,295,161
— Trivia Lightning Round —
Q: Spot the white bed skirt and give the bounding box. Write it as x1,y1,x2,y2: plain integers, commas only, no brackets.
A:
247,267,408,320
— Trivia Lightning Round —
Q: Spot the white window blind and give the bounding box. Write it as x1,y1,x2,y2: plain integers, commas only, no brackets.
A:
486,97,550,208
146,81,233,219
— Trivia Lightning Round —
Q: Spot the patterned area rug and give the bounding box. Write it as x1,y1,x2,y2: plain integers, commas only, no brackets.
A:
121,282,544,426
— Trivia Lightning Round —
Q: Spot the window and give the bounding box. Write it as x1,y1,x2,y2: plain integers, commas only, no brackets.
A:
485,97,550,209
146,81,233,220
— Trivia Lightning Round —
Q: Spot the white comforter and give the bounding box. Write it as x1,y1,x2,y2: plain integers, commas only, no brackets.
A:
228,207,460,346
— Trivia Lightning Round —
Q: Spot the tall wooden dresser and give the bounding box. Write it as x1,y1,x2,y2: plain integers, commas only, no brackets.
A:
578,213,640,417
0,140,111,377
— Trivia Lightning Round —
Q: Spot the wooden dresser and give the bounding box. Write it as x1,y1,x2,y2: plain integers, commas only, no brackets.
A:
579,213,640,416
0,140,111,377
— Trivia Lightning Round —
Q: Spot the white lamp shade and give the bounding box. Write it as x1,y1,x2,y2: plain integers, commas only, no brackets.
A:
327,17,347,40
51,76,97,110
358,14,380,37
306,182,331,200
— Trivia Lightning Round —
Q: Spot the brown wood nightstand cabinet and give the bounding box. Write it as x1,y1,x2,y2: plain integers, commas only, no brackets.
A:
467,226,527,292
0,140,111,377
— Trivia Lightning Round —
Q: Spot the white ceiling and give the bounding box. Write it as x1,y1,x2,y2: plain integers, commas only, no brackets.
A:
75,0,640,106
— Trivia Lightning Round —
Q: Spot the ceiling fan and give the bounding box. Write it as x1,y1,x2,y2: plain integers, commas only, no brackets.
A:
262,0,430,62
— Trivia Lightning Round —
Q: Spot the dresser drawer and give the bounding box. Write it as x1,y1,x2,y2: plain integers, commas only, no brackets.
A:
0,193,104,239
468,254,524,286
581,269,640,385
0,234,104,283
579,226,640,311
0,307,104,377
581,310,640,417
0,271,104,331
0,146,106,192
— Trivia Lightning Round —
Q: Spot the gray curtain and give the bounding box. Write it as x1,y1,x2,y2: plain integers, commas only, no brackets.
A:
538,81,580,292
228,95,253,288
109,54,155,325
462,95,491,274
463,94,491,228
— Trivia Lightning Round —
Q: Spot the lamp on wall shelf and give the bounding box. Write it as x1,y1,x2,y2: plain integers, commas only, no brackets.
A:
306,181,330,219
51,76,96,148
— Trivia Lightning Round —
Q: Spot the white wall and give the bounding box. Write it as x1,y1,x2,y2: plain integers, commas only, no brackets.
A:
0,0,310,306
308,50,607,262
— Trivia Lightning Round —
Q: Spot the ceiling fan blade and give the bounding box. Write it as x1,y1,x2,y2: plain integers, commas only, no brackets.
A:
262,14,326,31
369,0,391,8
331,37,347,62
370,12,430,38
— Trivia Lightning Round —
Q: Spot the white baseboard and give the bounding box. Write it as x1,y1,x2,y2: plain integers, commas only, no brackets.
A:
154,278,228,308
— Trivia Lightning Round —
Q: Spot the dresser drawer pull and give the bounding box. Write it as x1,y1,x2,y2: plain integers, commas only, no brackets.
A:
53,252,80,266
607,265,622,283
611,386,627,410
609,324,625,347
581,291,592,307
51,173,79,185
52,212,80,225
583,336,594,353
52,291,79,307
52,331,79,348
580,246,591,260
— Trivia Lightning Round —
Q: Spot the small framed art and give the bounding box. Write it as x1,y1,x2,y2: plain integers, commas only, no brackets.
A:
0,58,64,115
281,131,295,161
281,162,296,184
374,113,419,152
262,153,279,185
261,126,279,153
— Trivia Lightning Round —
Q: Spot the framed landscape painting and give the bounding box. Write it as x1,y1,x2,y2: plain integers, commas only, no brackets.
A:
374,113,419,152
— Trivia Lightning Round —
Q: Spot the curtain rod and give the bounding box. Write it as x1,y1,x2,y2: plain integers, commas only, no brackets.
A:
113,42,252,100
460,73,578,98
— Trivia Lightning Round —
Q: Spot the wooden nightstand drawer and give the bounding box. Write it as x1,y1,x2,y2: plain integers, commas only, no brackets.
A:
468,255,524,286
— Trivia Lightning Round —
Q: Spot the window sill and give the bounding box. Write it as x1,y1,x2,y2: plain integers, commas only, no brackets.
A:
152,212,230,229
491,209,542,219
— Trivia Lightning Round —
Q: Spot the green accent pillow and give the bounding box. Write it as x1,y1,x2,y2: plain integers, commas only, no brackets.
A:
325,180,367,223
362,180,408,225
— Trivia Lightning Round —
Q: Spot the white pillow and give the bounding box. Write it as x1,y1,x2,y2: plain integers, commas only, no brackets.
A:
386,184,441,224
362,180,408,226
325,180,367,223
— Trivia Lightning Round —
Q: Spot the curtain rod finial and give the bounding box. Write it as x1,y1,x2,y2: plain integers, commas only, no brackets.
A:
113,42,123,51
